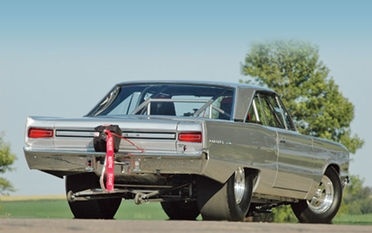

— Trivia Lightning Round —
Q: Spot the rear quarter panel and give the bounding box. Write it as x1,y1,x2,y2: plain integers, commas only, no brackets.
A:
203,120,278,194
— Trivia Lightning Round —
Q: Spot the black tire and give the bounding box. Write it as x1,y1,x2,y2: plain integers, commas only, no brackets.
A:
161,201,199,220
197,167,253,221
291,167,342,223
65,173,122,219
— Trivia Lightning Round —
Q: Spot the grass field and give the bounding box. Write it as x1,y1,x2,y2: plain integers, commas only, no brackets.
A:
1,196,372,224
0,196,167,220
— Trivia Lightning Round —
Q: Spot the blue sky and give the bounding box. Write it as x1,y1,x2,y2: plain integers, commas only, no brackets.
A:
1,0,372,195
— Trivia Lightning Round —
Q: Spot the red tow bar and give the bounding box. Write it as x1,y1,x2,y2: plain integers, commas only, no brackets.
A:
104,129,115,192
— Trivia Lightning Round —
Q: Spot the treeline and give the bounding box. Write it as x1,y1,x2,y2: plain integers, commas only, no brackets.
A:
339,175,372,215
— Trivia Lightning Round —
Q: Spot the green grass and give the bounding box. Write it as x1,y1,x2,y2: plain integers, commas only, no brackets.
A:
1,198,372,224
334,213,372,225
0,199,72,219
0,198,167,220
117,202,168,220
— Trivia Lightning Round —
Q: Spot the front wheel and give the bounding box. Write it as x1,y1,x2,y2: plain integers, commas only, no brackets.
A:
197,167,253,221
291,167,342,223
65,173,122,219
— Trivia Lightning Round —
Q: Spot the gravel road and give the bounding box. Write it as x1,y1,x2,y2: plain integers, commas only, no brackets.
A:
1,219,371,233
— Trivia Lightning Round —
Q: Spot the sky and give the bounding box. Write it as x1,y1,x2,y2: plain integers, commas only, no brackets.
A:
1,0,371,195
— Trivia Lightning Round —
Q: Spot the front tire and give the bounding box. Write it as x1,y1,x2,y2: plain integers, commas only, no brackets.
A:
65,173,122,219
197,167,253,221
291,167,342,223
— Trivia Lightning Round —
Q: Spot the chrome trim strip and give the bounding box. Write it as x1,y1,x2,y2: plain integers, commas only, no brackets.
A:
55,130,95,137
123,132,176,139
55,130,176,140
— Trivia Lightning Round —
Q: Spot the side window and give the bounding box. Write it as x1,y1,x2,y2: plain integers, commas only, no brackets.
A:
246,92,290,129
259,94,284,128
246,96,260,123
276,96,296,131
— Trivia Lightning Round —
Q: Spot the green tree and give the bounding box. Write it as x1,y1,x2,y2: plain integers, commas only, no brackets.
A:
339,175,372,215
241,40,363,153
0,134,16,194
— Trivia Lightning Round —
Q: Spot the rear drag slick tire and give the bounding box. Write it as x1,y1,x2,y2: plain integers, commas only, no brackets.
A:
65,173,122,219
197,167,253,221
161,201,199,220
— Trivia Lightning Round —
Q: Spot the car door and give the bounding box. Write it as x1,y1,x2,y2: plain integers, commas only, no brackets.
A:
252,92,315,195
275,129,315,193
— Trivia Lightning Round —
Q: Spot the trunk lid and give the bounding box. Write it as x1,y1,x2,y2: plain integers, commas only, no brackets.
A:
25,115,204,154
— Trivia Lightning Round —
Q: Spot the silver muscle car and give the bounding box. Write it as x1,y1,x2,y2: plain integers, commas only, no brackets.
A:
24,80,349,223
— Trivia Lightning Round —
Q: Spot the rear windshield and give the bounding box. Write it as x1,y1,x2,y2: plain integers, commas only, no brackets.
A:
86,83,234,120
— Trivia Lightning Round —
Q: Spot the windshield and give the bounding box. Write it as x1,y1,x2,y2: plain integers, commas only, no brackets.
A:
86,83,234,120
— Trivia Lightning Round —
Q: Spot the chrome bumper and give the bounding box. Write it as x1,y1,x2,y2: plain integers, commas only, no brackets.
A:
24,148,206,178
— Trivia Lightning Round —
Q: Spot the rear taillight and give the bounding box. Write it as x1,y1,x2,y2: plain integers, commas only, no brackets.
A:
28,128,54,138
178,132,202,143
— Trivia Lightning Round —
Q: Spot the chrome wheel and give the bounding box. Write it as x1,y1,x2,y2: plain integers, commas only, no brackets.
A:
291,167,342,223
307,175,334,214
234,167,246,205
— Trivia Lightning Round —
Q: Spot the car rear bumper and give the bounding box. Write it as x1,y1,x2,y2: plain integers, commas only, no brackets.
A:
24,147,206,178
